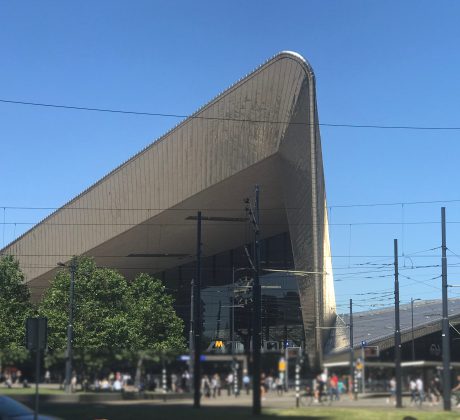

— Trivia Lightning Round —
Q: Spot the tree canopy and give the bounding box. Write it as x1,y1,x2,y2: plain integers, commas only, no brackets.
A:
127,273,185,355
0,255,32,361
0,255,32,349
39,257,185,359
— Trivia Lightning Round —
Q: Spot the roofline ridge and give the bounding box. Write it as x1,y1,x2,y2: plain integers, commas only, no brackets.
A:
1,51,313,253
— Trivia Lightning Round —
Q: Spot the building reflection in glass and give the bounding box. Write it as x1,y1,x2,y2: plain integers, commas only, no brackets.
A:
156,232,304,354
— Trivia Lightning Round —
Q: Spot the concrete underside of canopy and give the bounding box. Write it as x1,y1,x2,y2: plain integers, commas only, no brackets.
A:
27,154,289,298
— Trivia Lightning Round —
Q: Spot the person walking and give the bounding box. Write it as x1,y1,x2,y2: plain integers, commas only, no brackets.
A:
329,373,339,401
275,376,283,396
452,374,460,408
409,378,417,406
415,376,424,406
242,371,250,395
387,377,396,405
211,374,218,398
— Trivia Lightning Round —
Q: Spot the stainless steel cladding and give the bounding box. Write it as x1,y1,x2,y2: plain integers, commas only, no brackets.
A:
2,51,336,368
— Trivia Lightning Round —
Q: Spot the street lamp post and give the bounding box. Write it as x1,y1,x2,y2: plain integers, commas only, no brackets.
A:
411,298,421,361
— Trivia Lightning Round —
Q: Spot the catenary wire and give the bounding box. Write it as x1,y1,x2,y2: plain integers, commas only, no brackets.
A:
2,98,460,131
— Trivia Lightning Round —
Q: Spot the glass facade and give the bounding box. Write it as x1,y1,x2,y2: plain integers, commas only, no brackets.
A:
156,232,305,354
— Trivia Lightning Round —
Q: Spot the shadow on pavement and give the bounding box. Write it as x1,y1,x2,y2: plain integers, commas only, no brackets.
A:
38,402,332,420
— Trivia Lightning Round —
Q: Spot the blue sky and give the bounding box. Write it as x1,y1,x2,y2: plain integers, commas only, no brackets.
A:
1,1,460,311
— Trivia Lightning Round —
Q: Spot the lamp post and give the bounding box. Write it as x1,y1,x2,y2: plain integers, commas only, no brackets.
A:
411,298,421,361
57,258,77,394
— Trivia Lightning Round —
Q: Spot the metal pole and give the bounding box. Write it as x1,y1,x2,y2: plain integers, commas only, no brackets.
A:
411,298,415,361
189,279,194,381
193,211,202,408
349,299,354,398
252,185,261,415
65,260,76,394
394,239,403,408
232,267,235,356
441,207,451,411
284,323,289,392
361,346,365,394
34,349,40,420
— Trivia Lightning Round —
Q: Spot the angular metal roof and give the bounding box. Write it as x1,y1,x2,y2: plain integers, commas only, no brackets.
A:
1,51,334,368
326,298,460,356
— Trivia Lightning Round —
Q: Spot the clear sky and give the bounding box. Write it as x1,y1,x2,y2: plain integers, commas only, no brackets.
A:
1,1,460,313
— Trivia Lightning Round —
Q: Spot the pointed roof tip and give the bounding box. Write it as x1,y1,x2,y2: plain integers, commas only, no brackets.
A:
276,50,315,75
278,50,306,61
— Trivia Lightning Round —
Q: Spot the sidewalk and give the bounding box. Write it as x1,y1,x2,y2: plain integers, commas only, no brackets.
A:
189,391,459,412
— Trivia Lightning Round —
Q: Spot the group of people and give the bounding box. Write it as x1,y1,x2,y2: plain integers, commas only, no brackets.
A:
387,374,460,407
260,372,285,399
200,371,250,397
309,372,346,403
1,369,24,388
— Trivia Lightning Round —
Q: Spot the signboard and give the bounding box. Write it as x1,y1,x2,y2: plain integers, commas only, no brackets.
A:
364,346,380,358
286,347,301,359
25,317,48,351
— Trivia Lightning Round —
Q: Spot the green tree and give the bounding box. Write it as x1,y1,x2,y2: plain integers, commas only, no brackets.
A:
39,258,185,378
0,255,32,368
39,257,130,372
126,273,185,383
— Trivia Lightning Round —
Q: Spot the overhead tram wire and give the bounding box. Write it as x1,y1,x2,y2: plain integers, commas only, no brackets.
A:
3,221,460,228
2,98,460,131
4,198,460,211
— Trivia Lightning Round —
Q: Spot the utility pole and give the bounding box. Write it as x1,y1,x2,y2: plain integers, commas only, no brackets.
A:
441,207,451,411
394,239,402,408
189,279,194,380
252,186,261,415
284,323,289,392
411,298,415,361
349,298,354,399
410,298,421,361
193,211,202,409
61,259,76,394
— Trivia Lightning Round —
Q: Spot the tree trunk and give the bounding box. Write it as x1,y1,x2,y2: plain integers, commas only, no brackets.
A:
134,353,144,388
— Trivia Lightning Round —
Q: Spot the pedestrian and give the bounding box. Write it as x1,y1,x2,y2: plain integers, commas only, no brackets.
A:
416,376,424,406
260,373,266,401
387,377,396,405
243,371,250,395
409,377,417,405
314,374,324,403
70,373,77,393
329,373,339,401
201,375,211,398
226,372,234,396
427,377,440,406
275,376,283,396
211,374,218,398
451,374,460,408
171,373,177,393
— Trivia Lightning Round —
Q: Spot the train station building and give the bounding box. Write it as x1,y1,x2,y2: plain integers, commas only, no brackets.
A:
1,51,336,370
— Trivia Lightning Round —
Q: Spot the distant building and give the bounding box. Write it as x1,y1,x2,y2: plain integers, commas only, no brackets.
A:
1,52,336,369
325,299,460,389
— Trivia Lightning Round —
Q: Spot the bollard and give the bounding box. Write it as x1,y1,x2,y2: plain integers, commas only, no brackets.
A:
295,362,300,408
233,361,240,397
162,367,167,402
